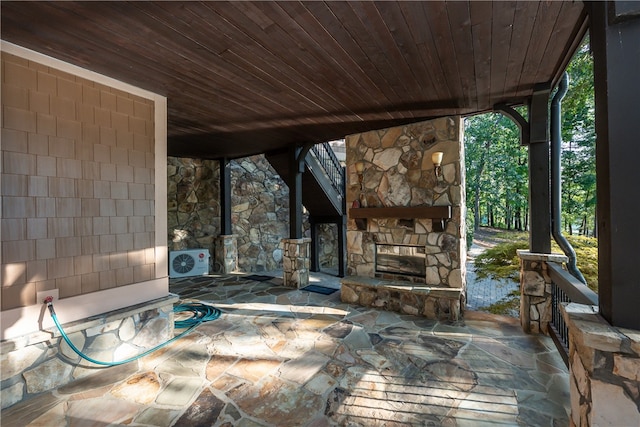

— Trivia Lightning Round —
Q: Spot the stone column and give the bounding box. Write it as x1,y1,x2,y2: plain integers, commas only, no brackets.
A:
214,235,237,273
517,250,567,334
282,237,311,288
561,303,640,427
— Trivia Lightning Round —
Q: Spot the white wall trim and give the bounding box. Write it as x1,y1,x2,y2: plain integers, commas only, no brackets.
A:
1,279,168,341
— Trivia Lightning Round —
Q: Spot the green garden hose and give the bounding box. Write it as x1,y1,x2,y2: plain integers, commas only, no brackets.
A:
44,297,221,367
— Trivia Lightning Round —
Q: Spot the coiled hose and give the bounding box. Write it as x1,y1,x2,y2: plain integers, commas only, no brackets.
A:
45,298,221,367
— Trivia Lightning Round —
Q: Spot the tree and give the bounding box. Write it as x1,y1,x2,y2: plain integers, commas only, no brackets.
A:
464,113,527,233
561,39,596,236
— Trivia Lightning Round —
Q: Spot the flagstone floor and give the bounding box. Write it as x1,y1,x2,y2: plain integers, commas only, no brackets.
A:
2,272,570,426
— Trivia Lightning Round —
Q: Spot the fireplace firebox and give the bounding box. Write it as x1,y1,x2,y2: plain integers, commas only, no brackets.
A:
375,244,426,278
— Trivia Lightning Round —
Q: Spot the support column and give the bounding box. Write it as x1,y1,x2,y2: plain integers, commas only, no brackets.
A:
517,250,567,334
310,217,319,272
289,146,304,239
282,237,311,288
589,1,640,329
338,215,346,278
214,234,237,273
220,158,231,235
528,85,552,254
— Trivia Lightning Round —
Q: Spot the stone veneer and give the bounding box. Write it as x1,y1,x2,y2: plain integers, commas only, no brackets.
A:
282,238,311,288
168,155,337,274
561,303,640,426
518,251,568,334
518,251,640,425
343,117,466,319
1,295,177,409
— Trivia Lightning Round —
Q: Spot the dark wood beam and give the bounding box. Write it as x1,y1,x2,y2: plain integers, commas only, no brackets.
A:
220,158,232,235
527,84,551,253
589,1,640,329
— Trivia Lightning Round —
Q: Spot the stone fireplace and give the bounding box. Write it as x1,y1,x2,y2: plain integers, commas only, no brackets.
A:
341,117,467,320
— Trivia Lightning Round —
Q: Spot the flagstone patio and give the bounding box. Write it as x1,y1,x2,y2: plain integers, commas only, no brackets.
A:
2,272,569,426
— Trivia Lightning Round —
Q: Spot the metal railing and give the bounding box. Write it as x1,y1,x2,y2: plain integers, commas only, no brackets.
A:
547,263,598,365
310,142,345,198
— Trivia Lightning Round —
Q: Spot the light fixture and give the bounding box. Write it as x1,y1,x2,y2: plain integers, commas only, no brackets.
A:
355,161,365,190
431,151,443,180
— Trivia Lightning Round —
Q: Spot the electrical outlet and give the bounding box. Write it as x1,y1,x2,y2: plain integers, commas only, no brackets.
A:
37,289,59,304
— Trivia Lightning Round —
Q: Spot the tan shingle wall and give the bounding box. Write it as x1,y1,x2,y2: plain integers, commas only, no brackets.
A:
1,52,156,310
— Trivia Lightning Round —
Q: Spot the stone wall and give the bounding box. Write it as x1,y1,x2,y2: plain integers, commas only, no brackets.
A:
562,303,640,426
345,117,466,288
168,154,337,273
1,296,176,409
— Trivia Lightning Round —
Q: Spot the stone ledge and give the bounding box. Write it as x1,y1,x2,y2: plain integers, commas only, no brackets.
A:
1,294,179,353
341,276,462,298
561,302,639,356
517,250,568,263
340,276,463,321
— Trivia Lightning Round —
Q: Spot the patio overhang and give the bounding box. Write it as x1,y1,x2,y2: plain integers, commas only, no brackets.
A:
1,1,587,159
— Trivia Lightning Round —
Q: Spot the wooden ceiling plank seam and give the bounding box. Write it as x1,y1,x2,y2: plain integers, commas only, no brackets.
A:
368,1,441,103
548,9,589,91
445,0,479,111
330,1,415,107
422,1,465,108
469,1,494,112
488,1,517,108
312,1,408,109
213,2,367,122
278,1,395,116
501,1,539,102
165,1,351,127
396,2,451,103
195,4,352,121
515,1,562,97
533,2,589,87
401,1,457,103
348,1,422,108
129,3,314,119
228,2,374,117
262,1,376,121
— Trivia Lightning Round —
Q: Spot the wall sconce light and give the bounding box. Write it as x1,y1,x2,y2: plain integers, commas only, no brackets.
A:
431,151,443,180
355,161,365,190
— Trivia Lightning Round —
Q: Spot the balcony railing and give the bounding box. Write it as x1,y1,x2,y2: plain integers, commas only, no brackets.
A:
547,263,598,365
310,142,345,198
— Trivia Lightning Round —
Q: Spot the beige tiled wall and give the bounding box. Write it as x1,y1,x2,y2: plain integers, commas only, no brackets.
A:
1,52,156,310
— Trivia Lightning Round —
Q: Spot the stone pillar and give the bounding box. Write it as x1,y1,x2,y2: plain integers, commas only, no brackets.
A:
214,235,237,273
561,303,640,427
518,251,567,334
282,238,311,288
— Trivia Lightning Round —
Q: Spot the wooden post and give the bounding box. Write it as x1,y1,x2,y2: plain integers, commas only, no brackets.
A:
528,84,552,254
589,1,640,329
220,157,232,235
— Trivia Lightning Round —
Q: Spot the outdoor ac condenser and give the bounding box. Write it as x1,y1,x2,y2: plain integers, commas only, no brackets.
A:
169,249,210,278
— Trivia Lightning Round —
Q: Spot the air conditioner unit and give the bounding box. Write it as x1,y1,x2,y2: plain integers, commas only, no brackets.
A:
169,249,210,278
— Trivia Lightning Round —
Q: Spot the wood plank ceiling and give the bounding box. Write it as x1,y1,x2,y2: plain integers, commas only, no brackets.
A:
1,1,587,159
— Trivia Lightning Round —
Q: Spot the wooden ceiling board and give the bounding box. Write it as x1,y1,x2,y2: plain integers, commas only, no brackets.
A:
0,1,588,159
469,1,494,111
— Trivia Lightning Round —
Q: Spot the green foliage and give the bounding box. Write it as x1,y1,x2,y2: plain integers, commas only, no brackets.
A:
473,231,599,291
481,290,520,317
474,239,528,282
